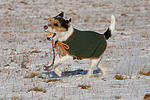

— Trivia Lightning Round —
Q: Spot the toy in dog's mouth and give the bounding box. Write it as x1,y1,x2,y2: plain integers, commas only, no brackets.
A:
45,31,56,40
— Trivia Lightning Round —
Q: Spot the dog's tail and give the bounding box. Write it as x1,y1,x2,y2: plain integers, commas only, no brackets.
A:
104,15,116,40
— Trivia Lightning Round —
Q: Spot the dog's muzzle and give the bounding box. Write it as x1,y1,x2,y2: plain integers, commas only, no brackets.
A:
45,32,56,41
45,32,52,40
44,25,56,40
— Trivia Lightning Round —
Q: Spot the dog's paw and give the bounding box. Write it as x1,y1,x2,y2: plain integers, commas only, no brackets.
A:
54,67,62,77
102,68,108,76
86,73,93,78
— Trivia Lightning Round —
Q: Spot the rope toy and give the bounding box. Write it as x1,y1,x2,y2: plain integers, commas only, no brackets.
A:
43,33,56,71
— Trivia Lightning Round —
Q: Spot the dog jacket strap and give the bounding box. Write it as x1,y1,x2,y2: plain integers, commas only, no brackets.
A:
55,41,69,56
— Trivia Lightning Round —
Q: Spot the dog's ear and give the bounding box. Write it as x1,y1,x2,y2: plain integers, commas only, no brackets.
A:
57,12,64,17
66,18,71,23
68,18,71,22
66,18,71,27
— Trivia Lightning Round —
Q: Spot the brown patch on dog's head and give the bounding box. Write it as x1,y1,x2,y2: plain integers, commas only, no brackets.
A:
48,12,71,32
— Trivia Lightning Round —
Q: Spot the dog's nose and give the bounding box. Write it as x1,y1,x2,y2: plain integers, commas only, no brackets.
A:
44,25,48,30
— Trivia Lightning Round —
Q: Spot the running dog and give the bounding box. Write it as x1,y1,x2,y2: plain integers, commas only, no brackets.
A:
44,12,115,77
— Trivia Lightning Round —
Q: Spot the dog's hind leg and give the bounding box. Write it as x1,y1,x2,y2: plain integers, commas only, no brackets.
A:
97,62,108,75
87,59,100,77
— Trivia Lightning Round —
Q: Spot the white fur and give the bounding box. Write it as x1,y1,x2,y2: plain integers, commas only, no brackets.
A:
54,54,73,66
109,15,116,32
46,26,74,41
98,63,108,75
87,59,100,77
87,58,108,77
54,67,62,77
53,54,73,76
58,26,74,41
53,54,108,77
46,15,115,77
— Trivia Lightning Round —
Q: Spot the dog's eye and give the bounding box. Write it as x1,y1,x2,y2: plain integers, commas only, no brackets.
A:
54,23,58,27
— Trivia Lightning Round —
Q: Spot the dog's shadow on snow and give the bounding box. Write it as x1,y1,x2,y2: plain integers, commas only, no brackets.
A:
43,68,101,78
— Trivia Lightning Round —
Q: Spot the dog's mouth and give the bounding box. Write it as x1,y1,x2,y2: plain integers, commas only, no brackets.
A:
45,31,56,41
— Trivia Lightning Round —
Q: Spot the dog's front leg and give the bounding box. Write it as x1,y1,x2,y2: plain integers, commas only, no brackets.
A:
54,54,73,76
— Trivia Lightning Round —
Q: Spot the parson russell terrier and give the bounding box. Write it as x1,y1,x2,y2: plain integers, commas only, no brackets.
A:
44,12,115,77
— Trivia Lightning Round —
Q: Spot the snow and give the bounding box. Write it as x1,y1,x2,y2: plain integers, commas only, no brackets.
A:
0,0,150,99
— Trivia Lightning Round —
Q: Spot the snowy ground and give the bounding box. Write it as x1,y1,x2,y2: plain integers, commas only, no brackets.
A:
0,0,150,100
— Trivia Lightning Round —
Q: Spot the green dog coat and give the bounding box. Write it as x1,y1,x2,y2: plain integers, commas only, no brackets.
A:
56,28,107,60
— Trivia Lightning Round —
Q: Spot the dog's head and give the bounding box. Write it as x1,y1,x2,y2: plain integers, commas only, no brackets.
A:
44,12,71,40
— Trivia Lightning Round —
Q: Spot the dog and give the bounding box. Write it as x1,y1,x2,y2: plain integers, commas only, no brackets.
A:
44,12,115,77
